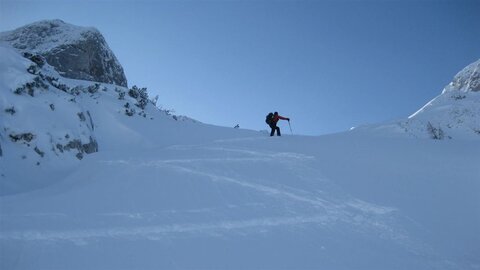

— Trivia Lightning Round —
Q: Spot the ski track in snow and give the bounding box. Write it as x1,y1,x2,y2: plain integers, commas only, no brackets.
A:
0,215,335,245
0,144,425,256
142,145,396,217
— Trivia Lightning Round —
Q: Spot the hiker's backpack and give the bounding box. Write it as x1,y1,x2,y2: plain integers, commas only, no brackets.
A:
265,113,274,125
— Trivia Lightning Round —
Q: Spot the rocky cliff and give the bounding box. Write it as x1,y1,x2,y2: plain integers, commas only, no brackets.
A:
0,19,128,87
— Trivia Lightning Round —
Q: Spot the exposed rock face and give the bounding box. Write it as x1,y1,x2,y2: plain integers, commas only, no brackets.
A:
0,19,127,87
443,59,480,93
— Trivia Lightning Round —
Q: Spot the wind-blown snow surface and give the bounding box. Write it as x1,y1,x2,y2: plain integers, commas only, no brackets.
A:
1,40,479,269
1,134,479,269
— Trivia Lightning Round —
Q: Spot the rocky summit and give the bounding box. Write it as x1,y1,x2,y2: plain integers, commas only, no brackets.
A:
0,19,128,87
443,59,480,93
352,58,480,140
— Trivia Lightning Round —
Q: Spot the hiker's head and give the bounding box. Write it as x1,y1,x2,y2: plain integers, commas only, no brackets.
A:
274,112,278,116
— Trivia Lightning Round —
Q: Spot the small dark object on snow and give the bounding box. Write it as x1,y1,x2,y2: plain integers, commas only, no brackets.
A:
9,133,35,143
34,147,45,157
5,107,16,115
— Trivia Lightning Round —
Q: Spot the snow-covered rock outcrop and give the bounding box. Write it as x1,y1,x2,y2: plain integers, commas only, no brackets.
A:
0,42,120,193
0,28,207,194
443,59,480,93
354,59,480,140
0,21,245,195
0,19,128,87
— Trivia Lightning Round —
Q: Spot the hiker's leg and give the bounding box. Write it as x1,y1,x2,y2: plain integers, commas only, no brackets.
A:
276,127,281,136
270,125,275,136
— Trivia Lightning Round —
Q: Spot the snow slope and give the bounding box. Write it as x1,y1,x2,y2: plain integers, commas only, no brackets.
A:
1,134,479,269
1,21,479,269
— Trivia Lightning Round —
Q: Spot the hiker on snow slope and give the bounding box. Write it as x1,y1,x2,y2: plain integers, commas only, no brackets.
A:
266,112,290,136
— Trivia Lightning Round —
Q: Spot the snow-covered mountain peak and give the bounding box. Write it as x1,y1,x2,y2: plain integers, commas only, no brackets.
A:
442,59,480,93
353,58,480,140
0,19,127,87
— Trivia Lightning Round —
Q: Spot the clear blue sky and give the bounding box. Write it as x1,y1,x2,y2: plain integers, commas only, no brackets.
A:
1,0,479,135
